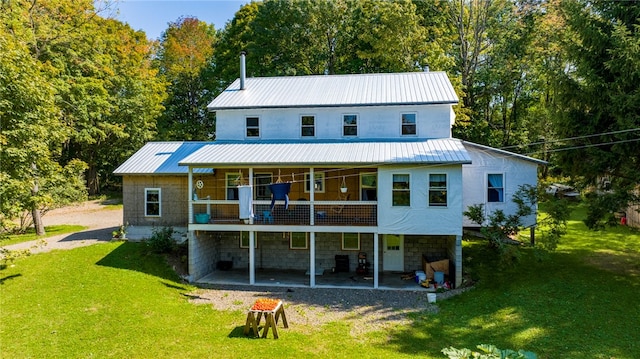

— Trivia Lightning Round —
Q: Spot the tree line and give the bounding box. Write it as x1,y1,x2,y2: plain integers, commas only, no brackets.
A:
1,0,638,235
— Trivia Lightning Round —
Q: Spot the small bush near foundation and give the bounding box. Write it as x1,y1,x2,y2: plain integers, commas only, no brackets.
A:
146,226,175,254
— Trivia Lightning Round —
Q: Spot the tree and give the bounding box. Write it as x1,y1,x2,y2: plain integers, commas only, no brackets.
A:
155,17,217,140
0,34,87,235
555,0,640,229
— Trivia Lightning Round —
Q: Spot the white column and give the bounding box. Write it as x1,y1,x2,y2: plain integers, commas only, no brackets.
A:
249,168,254,224
373,232,379,289
188,167,193,224
249,231,255,285
310,232,316,287
309,167,315,225
455,235,462,288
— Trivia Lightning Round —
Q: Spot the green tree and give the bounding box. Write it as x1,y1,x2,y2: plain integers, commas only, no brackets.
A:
0,34,86,235
555,0,640,229
155,17,216,140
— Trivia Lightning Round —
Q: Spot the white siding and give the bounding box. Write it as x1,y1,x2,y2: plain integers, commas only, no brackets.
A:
377,164,464,236
216,104,453,141
462,147,539,228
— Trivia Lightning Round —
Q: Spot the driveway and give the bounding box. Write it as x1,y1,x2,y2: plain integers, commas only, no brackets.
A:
2,200,123,254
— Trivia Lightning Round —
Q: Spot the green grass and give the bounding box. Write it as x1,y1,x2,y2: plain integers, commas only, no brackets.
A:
2,225,87,246
1,204,638,358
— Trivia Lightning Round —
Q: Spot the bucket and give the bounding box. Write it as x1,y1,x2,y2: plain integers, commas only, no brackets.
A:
434,271,444,284
427,293,437,303
415,270,425,283
194,213,210,224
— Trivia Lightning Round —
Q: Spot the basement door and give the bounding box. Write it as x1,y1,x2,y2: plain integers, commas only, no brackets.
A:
382,234,404,271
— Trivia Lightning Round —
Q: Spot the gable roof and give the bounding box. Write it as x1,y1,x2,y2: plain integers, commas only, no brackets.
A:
208,72,459,111
113,142,213,175
462,141,547,165
179,139,471,167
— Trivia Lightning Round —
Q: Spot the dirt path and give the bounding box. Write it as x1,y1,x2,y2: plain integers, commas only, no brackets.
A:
2,200,123,254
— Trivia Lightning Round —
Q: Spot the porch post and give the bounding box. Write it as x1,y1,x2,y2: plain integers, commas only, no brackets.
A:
249,168,254,224
249,231,255,284
188,167,193,224
373,232,379,289
310,232,316,287
455,235,462,288
309,167,315,225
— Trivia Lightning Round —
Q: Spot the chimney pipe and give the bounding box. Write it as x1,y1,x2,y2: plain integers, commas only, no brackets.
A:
240,51,246,90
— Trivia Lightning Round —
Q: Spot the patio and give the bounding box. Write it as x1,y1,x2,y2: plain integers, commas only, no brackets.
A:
196,268,431,291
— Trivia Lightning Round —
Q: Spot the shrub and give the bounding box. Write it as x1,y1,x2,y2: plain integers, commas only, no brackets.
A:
442,344,537,359
146,226,175,254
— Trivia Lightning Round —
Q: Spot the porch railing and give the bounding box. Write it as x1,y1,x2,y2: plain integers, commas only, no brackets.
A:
191,200,377,226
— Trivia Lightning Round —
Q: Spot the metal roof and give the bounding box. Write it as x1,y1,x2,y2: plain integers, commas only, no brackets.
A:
179,139,472,167
113,142,214,175
461,141,547,165
208,72,459,110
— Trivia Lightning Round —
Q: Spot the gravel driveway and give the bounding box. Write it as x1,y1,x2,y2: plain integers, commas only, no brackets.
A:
1,200,123,254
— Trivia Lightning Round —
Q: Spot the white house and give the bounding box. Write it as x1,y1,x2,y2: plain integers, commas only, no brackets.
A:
115,60,544,290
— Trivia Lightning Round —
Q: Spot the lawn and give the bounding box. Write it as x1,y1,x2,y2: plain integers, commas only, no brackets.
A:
1,204,638,358
2,225,87,246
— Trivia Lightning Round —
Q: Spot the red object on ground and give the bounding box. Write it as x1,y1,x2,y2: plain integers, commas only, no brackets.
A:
621,217,627,226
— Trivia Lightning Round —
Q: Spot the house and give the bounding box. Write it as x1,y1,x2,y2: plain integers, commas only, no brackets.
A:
115,58,545,289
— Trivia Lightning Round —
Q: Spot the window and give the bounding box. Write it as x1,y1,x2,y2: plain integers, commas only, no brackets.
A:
343,114,357,136
145,188,161,217
301,115,315,137
304,172,325,193
226,173,239,200
429,174,447,207
254,173,272,200
487,173,504,202
342,233,360,250
401,113,416,135
392,174,410,206
289,232,308,249
239,231,258,249
360,173,377,201
246,116,259,137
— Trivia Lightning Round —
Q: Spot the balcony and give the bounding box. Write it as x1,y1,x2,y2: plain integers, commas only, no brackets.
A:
191,200,377,227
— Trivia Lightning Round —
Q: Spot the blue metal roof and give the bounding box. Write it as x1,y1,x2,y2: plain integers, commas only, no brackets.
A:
113,142,214,175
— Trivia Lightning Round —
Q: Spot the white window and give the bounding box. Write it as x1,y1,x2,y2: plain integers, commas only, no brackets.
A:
145,188,161,217
226,173,239,200
429,174,447,207
342,233,360,250
360,172,377,201
401,113,417,135
305,172,325,193
343,114,357,136
392,174,410,206
301,115,315,137
246,116,259,137
488,173,504,202
289,232,308,249
239,231,258,248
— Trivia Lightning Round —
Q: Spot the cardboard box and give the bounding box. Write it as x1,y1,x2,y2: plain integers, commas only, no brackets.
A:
422,257,449,279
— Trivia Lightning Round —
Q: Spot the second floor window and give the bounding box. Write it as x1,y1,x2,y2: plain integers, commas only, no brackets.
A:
401,113,416,135
246,117,259,137
429,174,447,207
392,174,410,206
343,114,357,136
301,115,315,137
226,173,239,200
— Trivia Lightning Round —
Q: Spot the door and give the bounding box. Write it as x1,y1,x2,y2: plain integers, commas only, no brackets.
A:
383,234,404,271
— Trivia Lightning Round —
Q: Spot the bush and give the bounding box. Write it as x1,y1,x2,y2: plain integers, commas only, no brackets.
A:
442,344,537,359
146,226,175,254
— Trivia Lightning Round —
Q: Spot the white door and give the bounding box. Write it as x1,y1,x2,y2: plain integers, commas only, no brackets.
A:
383,234,404,271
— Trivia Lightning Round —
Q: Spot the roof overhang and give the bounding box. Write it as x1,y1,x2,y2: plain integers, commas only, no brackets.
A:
179,139,472,167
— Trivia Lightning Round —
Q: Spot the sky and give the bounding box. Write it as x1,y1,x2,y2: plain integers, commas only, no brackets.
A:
105,0,250,40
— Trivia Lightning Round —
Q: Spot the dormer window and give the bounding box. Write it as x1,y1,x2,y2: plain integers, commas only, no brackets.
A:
401,113,416,135
343,114,358,136
246,117,259,137
301,115,315,137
